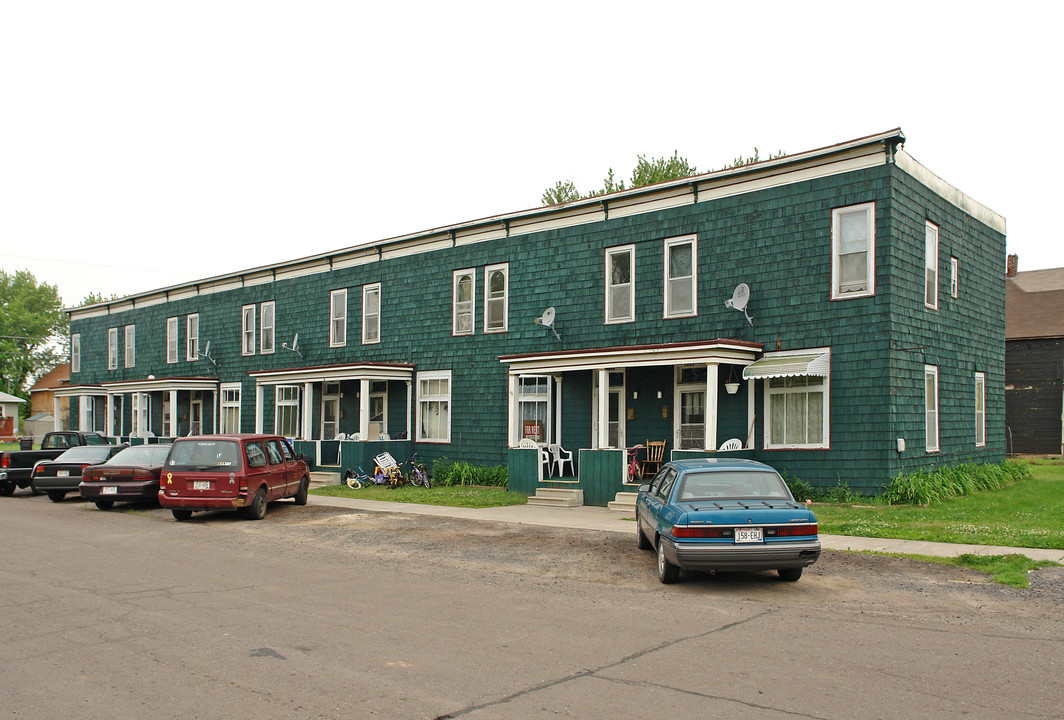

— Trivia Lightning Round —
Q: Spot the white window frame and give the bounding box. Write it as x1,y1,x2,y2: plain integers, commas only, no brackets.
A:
516,375,552,444
663,235,697,319
220,382,242,434
260,301,275,355
950,257,959,299
186,314,199,361
362,283,381,345
762,348,831,450
975,371,986,448
452,268,475,336
166,317,179,364
831,203,876,299
330,289,347,347
416,370,451,443
79,396,95,431
241,304,256,356
605,244,636,324
484,263,509,333
925,221,939,310
107,327,118,370
124,325,135,368
925,365,939,453
274,385,300,437
71,333,81,374
131,393,150,436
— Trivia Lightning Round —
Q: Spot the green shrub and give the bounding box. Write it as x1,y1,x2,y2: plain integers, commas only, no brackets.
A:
883,461,1030,506
431,457,508,487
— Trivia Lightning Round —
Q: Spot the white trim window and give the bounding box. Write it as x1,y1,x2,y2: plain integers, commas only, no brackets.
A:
763,349,831,450
71,333,81,373
453,268,475,336
416,371,451,443
166,317,179,364
950,257,959,299
484,263,508,333
925,221,939,309
517,375,552,443
330,289,347,347
362,283,381,344
831,202,875,299
107,328,118,370
260,302,275,354
124,325,136,368
131,393,150,436
925,365,939,452
664,235,697,318
79,396,95,431
186,314,199,361
975,371,986,447
220,382,242,434
241,304,256,356
605,244,635,323
275,385,300,437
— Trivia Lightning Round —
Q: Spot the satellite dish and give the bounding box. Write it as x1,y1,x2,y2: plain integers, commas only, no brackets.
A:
534,306,561,340
283,333,303,358
203,340,211,357
291,333,299,350
724,283,753,325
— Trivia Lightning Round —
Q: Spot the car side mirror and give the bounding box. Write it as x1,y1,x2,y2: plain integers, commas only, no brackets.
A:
638,484,651,494
295,453,304,461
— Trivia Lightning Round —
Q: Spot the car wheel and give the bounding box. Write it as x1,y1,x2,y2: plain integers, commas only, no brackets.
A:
0,481,15,497
656,537,680,584
47,491,66,503
637,524,652,550
293,478,309,506
172,509,193,521
777,567,803,582
245,487,267,520
94,499,115,510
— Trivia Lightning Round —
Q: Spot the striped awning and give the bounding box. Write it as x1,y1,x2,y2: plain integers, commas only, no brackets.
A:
742,353,829,380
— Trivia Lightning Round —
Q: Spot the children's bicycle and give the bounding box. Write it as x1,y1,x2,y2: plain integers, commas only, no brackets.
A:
343,465,390,489
626,444,644,483
401,452,430,489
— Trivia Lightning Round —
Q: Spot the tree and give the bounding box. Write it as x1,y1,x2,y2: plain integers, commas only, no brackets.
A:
0,270,68,403
541,180,581,206
80,291,120,306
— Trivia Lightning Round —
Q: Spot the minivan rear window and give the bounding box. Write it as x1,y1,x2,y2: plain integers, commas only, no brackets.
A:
167,440,243,471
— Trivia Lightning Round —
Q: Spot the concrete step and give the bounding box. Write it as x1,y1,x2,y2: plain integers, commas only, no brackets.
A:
607,491,638,512
527,487,584,507
309,471,340,488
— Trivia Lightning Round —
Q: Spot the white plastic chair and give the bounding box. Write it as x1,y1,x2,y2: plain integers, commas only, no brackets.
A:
549,444,574,477
518,438,537,449
718,438,743,451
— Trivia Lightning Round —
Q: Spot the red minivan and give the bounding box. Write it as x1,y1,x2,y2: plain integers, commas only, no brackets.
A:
159,435,310,521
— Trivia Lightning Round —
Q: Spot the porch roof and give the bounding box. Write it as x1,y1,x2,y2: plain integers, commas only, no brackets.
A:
500,339,763,374
97,377,220,394
53,383,108,397
742,352,829,379
248,362,415,385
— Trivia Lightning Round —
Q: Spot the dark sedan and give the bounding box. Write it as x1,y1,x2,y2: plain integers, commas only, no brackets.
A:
79,444,173,510
31,444,128,502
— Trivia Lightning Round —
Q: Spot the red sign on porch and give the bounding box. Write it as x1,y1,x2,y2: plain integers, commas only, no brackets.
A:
522,421,543,443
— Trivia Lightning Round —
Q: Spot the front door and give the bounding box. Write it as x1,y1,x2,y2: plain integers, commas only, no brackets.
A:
592,371,625,449
190,396,202,436
321,383,340,440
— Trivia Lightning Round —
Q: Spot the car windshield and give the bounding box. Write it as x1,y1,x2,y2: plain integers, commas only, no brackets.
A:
167,440,243,471
676,471,792,502
105,445,172,466
54,445,115,463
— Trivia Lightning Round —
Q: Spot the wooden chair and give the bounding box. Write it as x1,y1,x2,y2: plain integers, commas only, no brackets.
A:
641,440,666,477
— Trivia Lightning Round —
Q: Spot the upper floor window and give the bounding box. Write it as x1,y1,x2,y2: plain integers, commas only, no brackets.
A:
330,289,347,347
975,371,986,447
925,365,939,452
950,257,959,299
925,221,939,309
362,284,381,344
241,305,256,356
260,302,275,354
605,245,635,323
107,328,118,370
166,317,179,364
186,314,199,361
124,325,136,368
71,333,81,373
453,269,475,336
831,203,875,299
664,235,697,318
484,264,508,333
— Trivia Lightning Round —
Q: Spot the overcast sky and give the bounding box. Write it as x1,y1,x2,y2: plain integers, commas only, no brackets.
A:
2,1,1059,308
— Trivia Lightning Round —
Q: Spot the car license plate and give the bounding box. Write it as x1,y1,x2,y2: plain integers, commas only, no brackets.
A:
734,527,764,543
102,486,118,495
57,470,69,477
193,480,210,490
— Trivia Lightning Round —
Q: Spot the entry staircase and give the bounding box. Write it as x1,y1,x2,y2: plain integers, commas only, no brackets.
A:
527,485,583,507
309,470,341,489
607,491,638,512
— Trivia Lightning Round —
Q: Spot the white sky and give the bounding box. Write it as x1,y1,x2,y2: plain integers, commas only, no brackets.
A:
2,1,1060,308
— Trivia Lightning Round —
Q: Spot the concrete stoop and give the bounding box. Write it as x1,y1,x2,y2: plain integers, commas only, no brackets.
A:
527,487,584,507
309,471,340,489
607,491,638,512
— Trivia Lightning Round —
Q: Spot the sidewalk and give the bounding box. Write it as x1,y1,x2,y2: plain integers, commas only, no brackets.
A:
307,495,1064,564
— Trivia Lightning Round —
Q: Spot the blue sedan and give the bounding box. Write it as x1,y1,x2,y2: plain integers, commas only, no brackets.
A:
636,458,821,583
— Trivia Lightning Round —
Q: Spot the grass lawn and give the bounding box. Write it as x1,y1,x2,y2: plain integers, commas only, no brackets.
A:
815,458,1064,550
1,442,18,453
311,483,526,509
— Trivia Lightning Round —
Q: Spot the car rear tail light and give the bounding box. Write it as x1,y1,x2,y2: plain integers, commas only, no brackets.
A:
769,524,818,537
132,468,154,479
672,524,818,539
1,455,8,469
239,478,247,492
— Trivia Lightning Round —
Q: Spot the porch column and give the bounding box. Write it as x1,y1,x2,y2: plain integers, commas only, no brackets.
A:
746,377,755,449
77,395,86,431
597,369,609,449
169,390,178,438
507,374,517,446
302,382,313,439
554,375,563,446
705,363,718,451
359,379,370,440
212,391,218,434
405,380,412,440
105,394,114,437
254,384,264,434
54,395,63,431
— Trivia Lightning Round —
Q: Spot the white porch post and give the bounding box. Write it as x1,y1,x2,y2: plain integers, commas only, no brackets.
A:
54,395,62,431
169,390,178,438
746,377,756,449
405,380,412,440
554,375,563,446
705,363,719,451
105,394,114,438
212,391,218,434
254,384,264,434
77,395,86,431
302,382,313,439
359,379,370,440
507,374,517,446
597,369,609,449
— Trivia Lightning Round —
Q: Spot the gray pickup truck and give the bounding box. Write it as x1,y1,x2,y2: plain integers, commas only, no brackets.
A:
0,431,110,496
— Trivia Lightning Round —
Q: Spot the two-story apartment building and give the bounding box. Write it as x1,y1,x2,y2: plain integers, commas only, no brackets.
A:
63,129,1006,503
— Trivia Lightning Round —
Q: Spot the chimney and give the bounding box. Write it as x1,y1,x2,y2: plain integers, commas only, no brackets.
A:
1006,254,1018,277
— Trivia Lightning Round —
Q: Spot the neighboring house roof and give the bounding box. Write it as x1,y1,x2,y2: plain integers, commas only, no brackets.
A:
25,412,54,422
28,363,71,393
0,391,27,404
1007,268,1064,340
